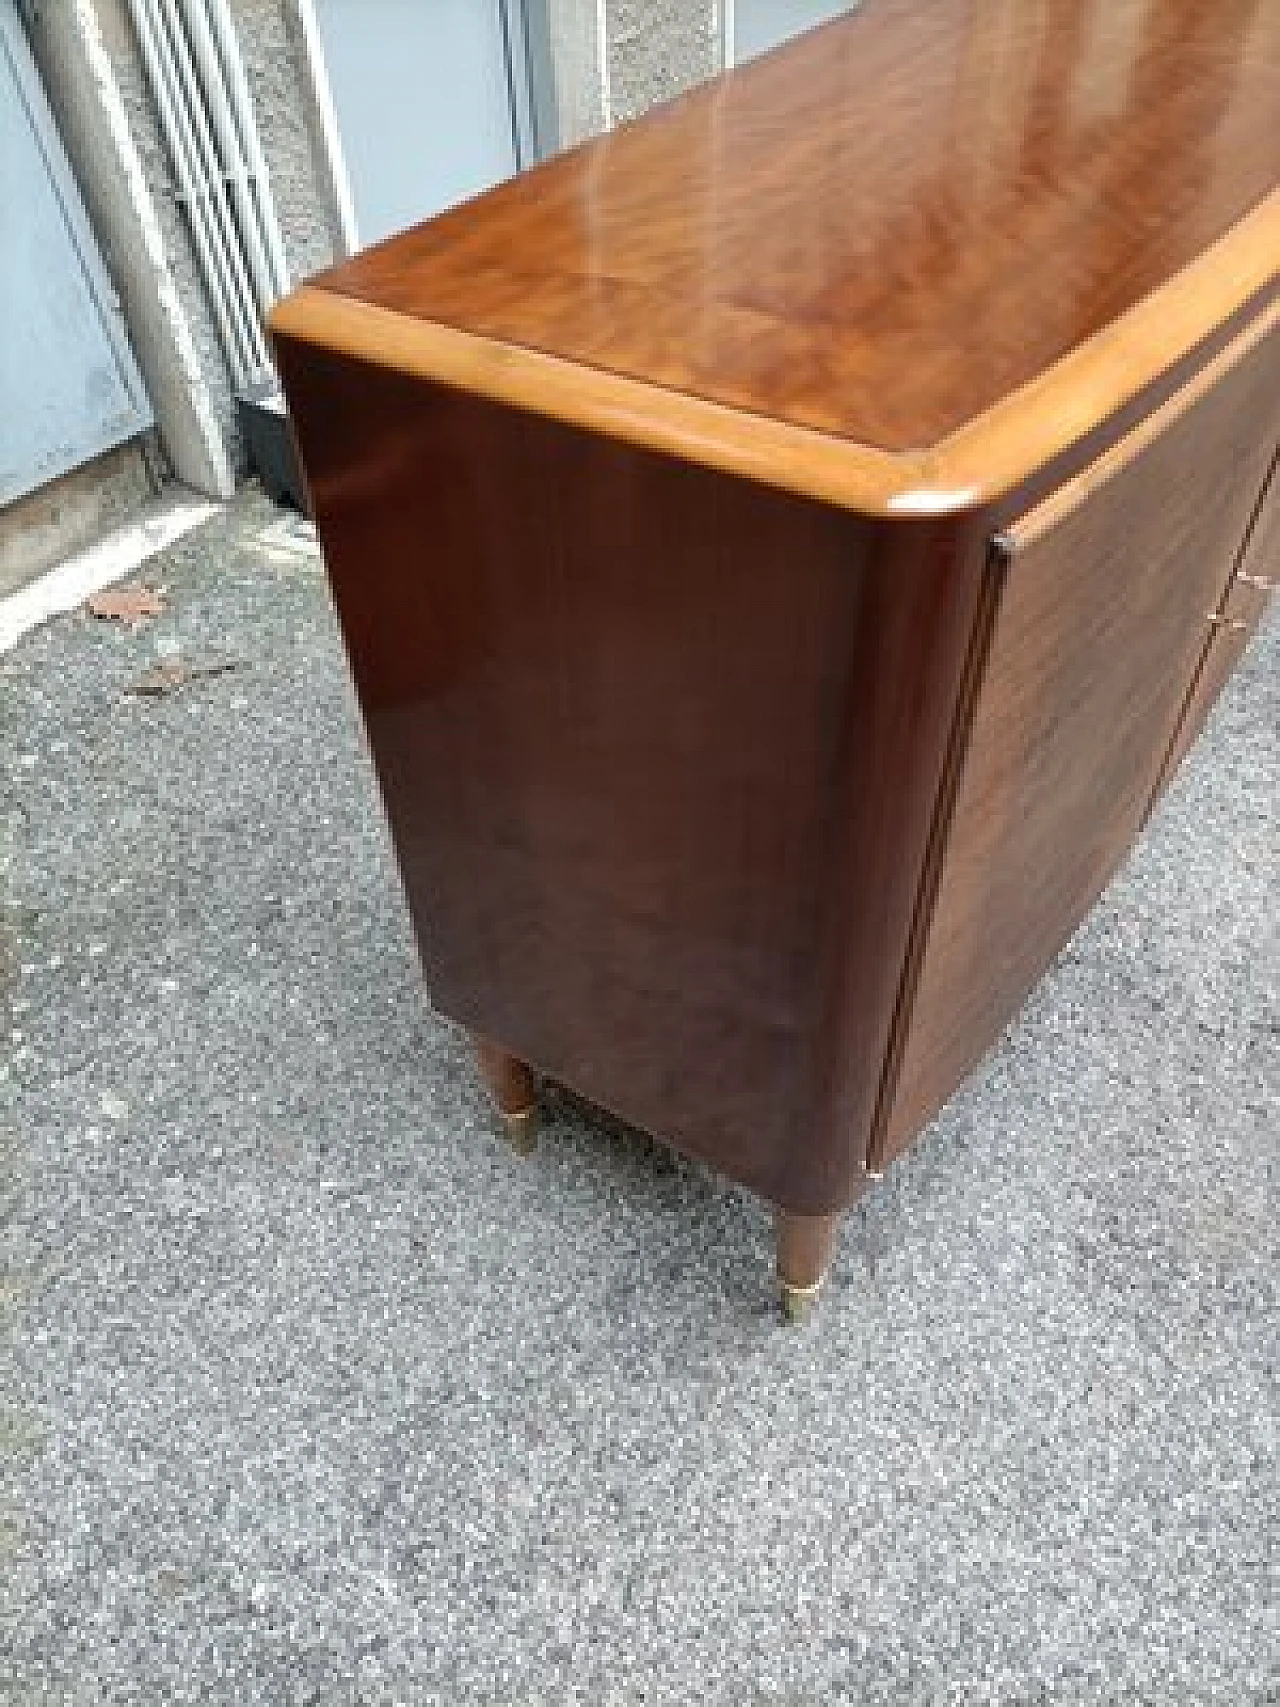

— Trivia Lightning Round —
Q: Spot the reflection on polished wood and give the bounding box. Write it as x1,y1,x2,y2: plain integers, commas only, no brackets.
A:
275,0,1280,513
273,0,1280,1313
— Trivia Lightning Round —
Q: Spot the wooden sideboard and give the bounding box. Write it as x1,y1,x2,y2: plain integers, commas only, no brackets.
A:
272,0,1279,1318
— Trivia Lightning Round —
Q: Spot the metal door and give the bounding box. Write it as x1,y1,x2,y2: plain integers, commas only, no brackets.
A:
312,0,539,248
0,1,151,506
728,1,861,66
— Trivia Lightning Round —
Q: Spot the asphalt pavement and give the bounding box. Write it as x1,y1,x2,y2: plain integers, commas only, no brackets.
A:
1,490,1275,1704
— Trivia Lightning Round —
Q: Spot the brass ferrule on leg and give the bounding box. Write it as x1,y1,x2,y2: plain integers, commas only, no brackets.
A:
474,1035,540,1158
779,1279,824,1323
775,1207,843,1324
502,1103,538,1156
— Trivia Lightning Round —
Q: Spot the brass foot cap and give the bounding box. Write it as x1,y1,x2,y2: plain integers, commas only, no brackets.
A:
779,1280,823,1324
502,1105,538,1157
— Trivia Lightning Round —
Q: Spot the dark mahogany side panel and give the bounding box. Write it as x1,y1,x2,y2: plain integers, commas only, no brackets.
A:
882,313,1280,1163
275,334,967,1210
315,0,1280,453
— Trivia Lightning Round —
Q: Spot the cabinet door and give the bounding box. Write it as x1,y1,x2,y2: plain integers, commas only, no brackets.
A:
1160,451,1278,785
880,304,1280,1165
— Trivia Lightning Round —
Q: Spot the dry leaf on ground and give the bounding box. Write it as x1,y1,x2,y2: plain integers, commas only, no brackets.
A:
126,660,240,698
86,583,168,626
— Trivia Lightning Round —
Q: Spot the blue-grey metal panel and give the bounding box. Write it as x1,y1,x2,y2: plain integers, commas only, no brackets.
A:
314,0,523,248
0,1,151,506
513,0,559,159
733,0,861,65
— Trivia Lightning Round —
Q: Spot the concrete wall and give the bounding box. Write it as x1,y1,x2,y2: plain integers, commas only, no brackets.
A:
231,0,343,284
24,0,347,498
0,441,157,596
543,0,607,146
606,0,720,125
21,0,234,499
85,0,245,472
543,0,722,139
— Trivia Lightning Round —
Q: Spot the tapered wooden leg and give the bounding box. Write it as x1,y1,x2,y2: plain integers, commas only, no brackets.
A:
473,1036,538,1155
775,1209,842,1322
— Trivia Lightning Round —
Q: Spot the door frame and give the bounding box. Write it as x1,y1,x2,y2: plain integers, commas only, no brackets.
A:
504,0,560,165
292,0,559,257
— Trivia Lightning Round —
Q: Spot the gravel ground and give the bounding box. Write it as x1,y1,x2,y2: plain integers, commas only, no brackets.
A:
1,490,1275,1704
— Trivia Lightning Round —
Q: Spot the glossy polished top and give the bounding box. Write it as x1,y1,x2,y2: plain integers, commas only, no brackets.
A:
277,0,1280,508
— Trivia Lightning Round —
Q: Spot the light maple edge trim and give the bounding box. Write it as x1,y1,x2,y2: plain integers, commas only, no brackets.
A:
937,190,1280,508
269,286,926,514
270,188,1280,520
1006,290,1280,552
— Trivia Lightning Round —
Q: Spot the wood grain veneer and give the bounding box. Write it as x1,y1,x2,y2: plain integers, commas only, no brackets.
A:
273,0,1280,515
